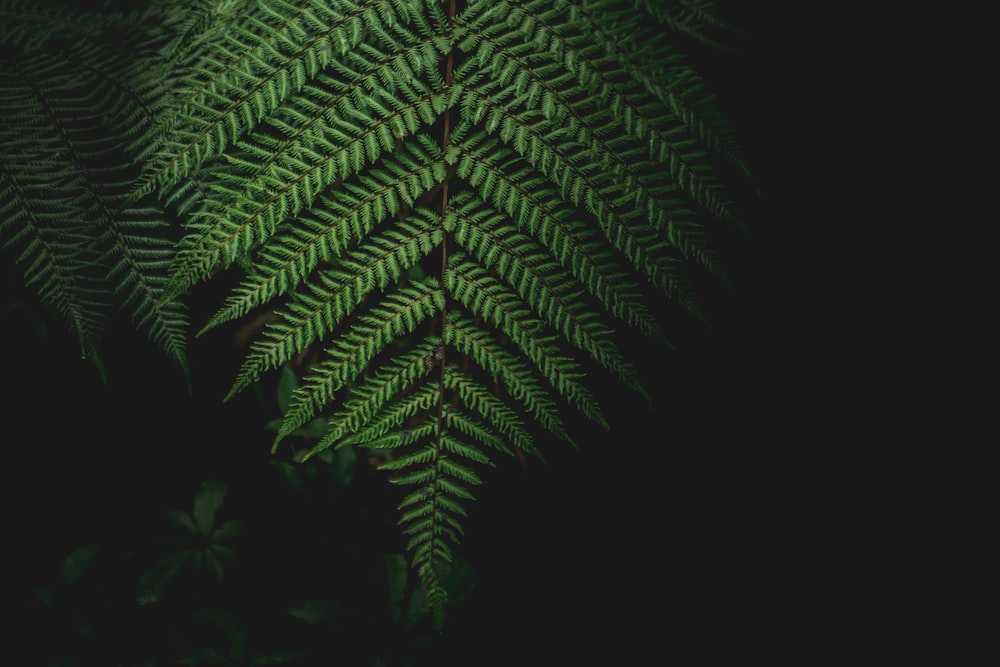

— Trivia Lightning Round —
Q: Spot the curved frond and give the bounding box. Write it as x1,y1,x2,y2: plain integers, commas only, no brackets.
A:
445,253,606,427
225,232,444,401
0,0,155,51
450,193,646,398
200,138,446,331
281,278,445,404
104,204,190,378
0,17,182,376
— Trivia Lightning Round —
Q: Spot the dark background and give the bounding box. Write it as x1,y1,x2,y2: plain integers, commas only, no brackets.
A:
2,3,865,664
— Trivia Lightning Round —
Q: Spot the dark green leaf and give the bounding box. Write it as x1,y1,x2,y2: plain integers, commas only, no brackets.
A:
332,446,357,485
165,507,199,534
286,599,345,625
59,543,98,585
213,519,244,541
205,549,225,583
385,553,408,623
193,480,228,535
137,549,191,605
277,365,298,415
303,417,327,439
252,651,304,665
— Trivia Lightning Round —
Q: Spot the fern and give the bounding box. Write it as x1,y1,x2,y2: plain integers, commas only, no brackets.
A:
1,7,188,378
1,0,751,632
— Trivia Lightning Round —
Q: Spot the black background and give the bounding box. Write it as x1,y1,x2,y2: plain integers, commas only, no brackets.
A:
2,3,872,664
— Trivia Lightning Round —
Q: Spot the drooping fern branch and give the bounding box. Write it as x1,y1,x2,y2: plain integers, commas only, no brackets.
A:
1,0,751,630
1,0,190,379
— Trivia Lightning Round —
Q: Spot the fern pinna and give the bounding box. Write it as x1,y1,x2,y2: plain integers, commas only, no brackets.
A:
1,0,749,629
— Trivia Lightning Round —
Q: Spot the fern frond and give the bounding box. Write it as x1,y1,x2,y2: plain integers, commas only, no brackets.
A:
154,0,259,65
199,138,446,331
442,370,538,458
423,578,447,632
0,149,108,369
445,253,606,428
351,419,436,453
445,314,571,451
275,341,440,456
606,1,752,189
134,0,343,198
443,406,509,460
103,205,190,380
451,154,665,342
389,430,482,632
0,0,153,50
450,194,647,399
1,42,153,373
336,384,439,450
0,0,753,633
0,2,192,378
222,205,443,392
163,87,447,299
459,1,731,226
132,0,446,205
635,0,737,50
226,241,443,402
454,92,706,313
276,279,443,401
458,0,740,257
287,338,439,455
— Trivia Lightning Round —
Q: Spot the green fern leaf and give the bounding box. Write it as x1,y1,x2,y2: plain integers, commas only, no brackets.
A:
2,0,754,632
1,18,186,376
